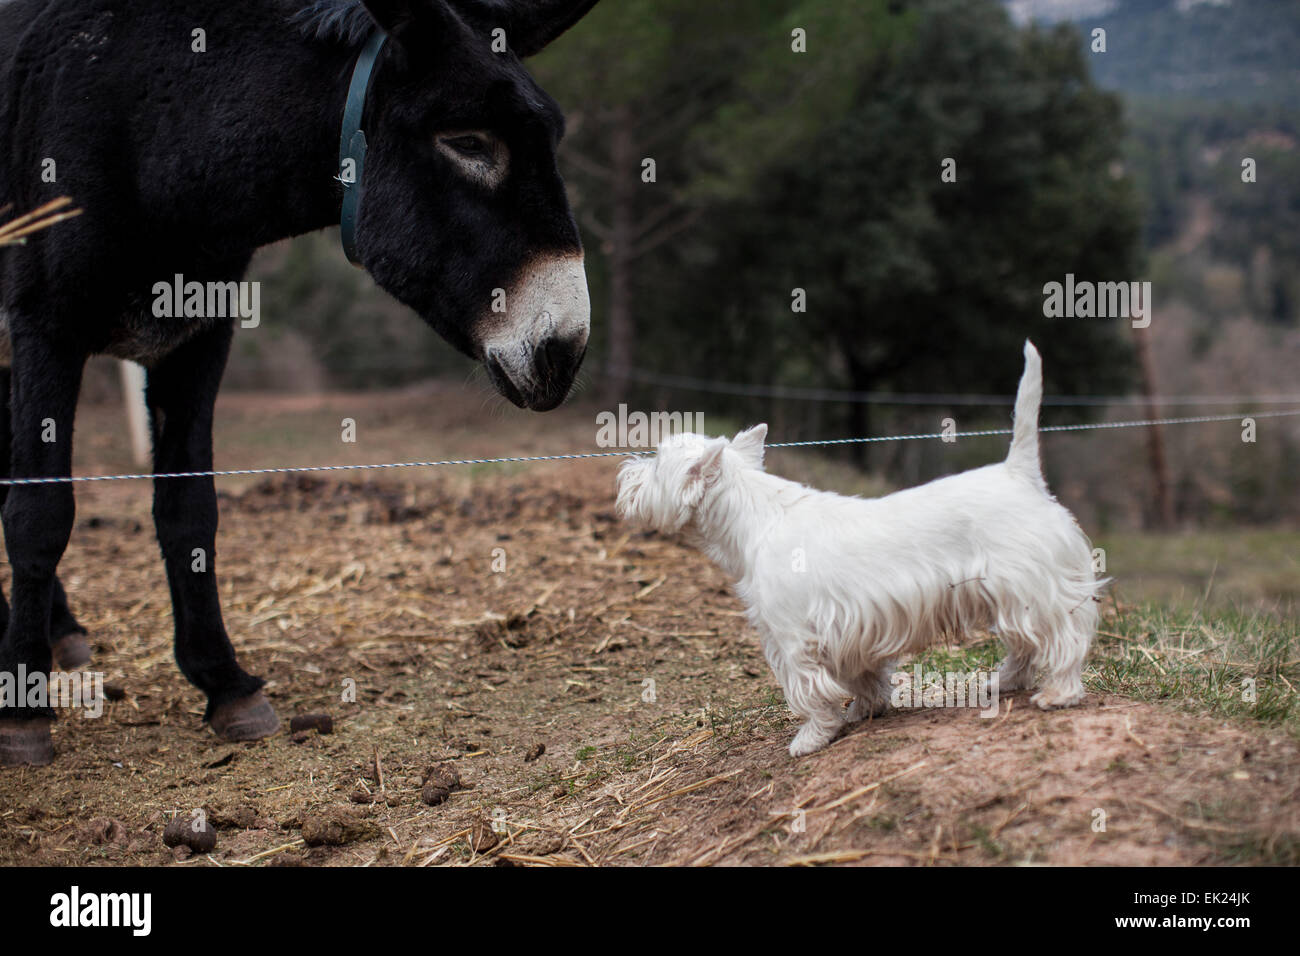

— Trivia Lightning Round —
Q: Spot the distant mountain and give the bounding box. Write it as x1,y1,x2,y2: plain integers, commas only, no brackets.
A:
1005,0,1120,25
1005,0,1300,103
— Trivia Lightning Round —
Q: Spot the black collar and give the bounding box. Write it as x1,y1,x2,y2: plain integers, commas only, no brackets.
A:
338,30,388,266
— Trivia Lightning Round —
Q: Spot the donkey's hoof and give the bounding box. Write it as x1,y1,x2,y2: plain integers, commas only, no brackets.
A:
0,718,54,766
210,692,280,741
51,631,92,670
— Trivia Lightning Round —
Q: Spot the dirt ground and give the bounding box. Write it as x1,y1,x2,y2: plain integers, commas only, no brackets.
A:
0,385,1297,866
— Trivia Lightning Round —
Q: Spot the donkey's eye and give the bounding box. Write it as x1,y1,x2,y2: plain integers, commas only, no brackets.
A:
436,131,509,189
444,134,490,159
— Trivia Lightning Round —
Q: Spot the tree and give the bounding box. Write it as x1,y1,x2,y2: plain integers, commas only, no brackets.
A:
531,0,887,399
636,0,1141,461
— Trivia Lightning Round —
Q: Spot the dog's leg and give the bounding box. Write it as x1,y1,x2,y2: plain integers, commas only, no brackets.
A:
993,651,1035,692
1029,605,1094,710
789,708,844,757
767,638,849,757
844,661,897,722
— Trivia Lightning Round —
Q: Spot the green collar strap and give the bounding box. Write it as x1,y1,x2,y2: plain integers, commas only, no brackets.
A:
338,30,388,266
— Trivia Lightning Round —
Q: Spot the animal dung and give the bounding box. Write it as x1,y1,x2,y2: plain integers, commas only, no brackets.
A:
83,817,127,845
289,713,334,734
300,808,379,847
421,784,451,806
162,813,217,854
208,805,260,830
420,763,463,806
469,818,499,853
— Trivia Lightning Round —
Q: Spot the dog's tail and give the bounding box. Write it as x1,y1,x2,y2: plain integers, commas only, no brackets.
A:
1006,340,1045,487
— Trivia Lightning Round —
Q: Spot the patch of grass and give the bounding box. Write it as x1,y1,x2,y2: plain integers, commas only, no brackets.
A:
968,823,1004,859
891,603,1297,734
1213,831,1300,866
910,639,1004,675
1090,604,1299,733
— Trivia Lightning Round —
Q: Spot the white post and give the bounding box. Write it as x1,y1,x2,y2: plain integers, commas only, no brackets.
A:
118,360,151,467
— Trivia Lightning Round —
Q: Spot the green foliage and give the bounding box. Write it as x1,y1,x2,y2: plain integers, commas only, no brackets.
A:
1213,145,1300,324
1124,98,1300,293
616,0,1139,447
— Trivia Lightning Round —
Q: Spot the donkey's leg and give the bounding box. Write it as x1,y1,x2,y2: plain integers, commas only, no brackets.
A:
146,322,278,740
0,368,89,671
0,334,85,765
48,578,91,669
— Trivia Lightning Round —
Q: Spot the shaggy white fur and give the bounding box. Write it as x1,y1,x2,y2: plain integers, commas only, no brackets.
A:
616,342,1104,756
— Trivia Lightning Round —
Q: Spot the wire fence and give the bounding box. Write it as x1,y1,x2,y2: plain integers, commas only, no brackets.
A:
1,407,1296,486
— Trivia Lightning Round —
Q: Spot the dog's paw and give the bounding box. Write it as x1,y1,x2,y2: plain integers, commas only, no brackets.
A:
846,697,889,723
788,723,833,757
1030,687,1084,710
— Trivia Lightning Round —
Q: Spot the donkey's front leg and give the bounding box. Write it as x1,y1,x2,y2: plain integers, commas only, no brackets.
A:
0,366,91,671
0,333,85,765
147,323,278,741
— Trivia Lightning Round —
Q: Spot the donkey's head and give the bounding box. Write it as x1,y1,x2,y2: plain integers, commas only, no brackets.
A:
333,0,598,410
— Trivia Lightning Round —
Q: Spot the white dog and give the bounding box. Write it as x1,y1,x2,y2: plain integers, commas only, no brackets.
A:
616,342,1102,756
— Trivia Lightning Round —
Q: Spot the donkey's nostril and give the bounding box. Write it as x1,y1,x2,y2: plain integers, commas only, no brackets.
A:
520,335,584,411
484,352,526,409
533,336,570,381
484,336,585,412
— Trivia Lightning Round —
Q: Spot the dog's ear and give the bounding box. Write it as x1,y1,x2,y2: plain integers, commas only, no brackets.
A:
683,438,728,504
731,424,768,469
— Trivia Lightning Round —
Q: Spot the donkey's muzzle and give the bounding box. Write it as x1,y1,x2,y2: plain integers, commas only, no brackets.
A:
477,252,590,411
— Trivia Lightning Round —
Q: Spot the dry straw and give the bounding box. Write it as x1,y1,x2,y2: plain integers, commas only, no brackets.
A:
0,196,82,247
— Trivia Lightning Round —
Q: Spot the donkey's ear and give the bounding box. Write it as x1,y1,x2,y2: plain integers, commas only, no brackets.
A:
731,424,768,468
458,0,602,57
360,0,421,37
361,0,461,50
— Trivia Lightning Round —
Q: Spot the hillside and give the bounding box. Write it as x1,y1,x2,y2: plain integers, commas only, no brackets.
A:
1010,0,1300,103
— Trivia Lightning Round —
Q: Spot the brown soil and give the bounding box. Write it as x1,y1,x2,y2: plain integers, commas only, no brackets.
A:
0,387,1296,866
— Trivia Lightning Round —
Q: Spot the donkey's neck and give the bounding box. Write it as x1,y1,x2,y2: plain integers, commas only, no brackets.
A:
184,25,359,253
243,47,355,245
